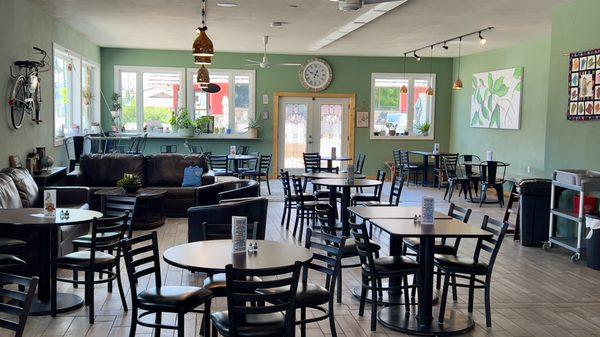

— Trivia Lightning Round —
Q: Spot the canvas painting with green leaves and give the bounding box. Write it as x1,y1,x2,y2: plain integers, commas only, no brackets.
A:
470,67,523,129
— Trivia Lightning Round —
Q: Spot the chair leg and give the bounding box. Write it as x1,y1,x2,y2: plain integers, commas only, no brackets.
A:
293,208,300,238
370,278,378,331
328,300,338,337
86,271,95,324
155,312,162,337
479,185,487,206
257,175,262,196
298,209,305,242
129,307,138,337
438,272,451,324
484,278,492,327
443,184,449,200
448,183,455,202
73,244,79,288
202,300,211,337
286,203,292,230
403,275,411,313
451,274,458,302
468,275,475,313
51,266,57,317
358,275,367,316
281,201,287,227
266,177,271,195
336,268,342,304
178,312,185,337
116,258,128,311
300,307,307,337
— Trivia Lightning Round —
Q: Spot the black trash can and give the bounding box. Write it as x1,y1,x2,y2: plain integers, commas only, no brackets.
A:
586,214,600,270
517,179,552,247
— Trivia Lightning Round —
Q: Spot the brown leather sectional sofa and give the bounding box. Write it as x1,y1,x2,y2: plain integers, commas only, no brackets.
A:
66,153,216,216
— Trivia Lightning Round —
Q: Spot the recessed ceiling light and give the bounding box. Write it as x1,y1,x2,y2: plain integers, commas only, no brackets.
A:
270,21,288,27
288,4,299,8
217,2,237,7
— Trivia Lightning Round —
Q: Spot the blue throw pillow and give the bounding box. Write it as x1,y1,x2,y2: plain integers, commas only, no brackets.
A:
182,166,203,187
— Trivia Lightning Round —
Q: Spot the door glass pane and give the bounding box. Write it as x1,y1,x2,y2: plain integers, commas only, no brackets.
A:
142,72,181,130
208,74,230,132
120,72,137,131
373,78,409,136
82,64,94,132
412,79,431,136
284,103,308,169
234,75,250,132
53,55,72,138
319,104,342,157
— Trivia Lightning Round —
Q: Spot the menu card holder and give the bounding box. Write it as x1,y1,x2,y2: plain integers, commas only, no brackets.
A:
486,150,493,161
347,164,355,183
44,190,57,217
331,147,337,159
433,143,440,155
421,196,435,225
231,216,247,254
230,145,237,156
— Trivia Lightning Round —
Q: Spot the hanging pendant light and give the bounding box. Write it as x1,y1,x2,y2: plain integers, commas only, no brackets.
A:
193,0,214,57
453,37,463,90
194,55,212,65
426,46,435,96
197,65,210,85
400,53,408,95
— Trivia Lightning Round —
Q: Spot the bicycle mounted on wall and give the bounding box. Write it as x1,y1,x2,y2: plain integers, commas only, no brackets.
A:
8,47,49,129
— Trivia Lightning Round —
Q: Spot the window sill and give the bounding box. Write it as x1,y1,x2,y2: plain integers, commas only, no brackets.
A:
370,135,434,140
138,133,263,140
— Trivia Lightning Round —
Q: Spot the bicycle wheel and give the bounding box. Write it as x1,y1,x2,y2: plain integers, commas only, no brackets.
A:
8,76,27,129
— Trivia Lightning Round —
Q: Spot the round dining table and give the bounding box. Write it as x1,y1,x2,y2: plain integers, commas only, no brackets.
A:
0,208,102,315
311,178,383,236
163,240,313,273
301,172,366,180
227,154,258,173
320,156,352,171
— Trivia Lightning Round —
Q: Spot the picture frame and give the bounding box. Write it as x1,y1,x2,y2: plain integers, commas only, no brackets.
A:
357,111,369,128
567,47,600,120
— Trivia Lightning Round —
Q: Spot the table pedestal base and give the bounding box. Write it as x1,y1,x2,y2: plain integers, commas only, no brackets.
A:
351,285,439,305
29,293,84,316
378,306,474,336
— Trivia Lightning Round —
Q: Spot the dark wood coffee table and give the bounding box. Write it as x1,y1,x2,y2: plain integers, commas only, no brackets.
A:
0,208,102,315
163,240,313,273
94,188,166,229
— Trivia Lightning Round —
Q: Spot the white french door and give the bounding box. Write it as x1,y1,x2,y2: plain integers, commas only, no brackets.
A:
278,97,350,174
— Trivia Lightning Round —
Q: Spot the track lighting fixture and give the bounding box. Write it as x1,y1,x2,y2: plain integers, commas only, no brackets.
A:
414,52,421,61
442,42,448,50
479,32,487,45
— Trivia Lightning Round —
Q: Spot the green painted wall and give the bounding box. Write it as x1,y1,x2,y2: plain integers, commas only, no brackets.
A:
449,38,551,179
544,0,600,175
0,0,100,167
101,48,454,175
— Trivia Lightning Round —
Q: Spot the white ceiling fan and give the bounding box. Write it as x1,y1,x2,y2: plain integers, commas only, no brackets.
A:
333,0,400,11
245,36,301,69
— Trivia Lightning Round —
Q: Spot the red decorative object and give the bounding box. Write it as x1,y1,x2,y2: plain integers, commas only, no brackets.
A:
574,195,598,214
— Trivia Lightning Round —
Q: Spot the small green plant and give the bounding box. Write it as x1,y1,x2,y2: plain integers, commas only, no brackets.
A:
175,108,194,129
111,93,121,111
195,116,212,133
248,118,260,129
415,122,430,135
117,174,142,189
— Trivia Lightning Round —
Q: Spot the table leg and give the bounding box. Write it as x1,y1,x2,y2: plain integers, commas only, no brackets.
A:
422,155,430,186
328,187,337,231
327,160,333,172
434,155,441,187
341,186,351,237
377,236,474,335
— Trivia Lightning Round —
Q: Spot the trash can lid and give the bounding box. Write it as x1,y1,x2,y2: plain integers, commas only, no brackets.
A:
517,178,552,195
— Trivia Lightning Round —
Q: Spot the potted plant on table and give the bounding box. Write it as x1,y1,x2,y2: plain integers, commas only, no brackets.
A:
117,174,142,193
175,108,195,137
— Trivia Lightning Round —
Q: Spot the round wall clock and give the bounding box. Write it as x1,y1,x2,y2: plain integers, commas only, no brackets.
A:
299,58,333,92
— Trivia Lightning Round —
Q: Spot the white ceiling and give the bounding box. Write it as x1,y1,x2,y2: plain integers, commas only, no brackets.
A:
29,0,571,57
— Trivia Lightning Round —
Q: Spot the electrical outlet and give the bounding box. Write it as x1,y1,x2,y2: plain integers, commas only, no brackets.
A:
527,166,531,174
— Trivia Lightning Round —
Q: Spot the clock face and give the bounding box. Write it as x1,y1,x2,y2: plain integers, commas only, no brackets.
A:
299,58,333,92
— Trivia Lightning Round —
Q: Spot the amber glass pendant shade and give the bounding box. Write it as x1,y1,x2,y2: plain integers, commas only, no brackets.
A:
193,27,214,57
426,87,435,96
194,56,212,65
197,65,210,84
400,85,408,95
453,78,463,90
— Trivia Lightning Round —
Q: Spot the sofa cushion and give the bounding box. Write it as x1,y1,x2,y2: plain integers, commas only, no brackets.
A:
145,154,209,186
0,173,22,209
1,167,39,208
80,154,145,186
158,187,197,200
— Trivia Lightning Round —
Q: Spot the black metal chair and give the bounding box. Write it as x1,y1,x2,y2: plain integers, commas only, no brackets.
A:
436,216,509,328
238,151,260,177
209,154,230,176
241,154,272,195
479,161,508,207
184,141,204,154
51,214,130,324
121,232,213,337
291,176,327,242
64,135,85,172
127,133,148,154
459,154,481,196
160,144,178,153
442,154,473,202
400,150,423,186
257,228,345,337
351,220,420,331
350,169,386,206
0,272,38,337
280,170,316,231
362,173,404,207
211,262,302,337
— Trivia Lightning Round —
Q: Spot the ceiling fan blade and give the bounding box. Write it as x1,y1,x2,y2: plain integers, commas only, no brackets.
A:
363,0,397,4
245,59,260,63
272,63,301,67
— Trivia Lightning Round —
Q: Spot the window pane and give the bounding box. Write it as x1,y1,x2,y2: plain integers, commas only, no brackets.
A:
373,78,408,136
208,74,230,131
82,64,94,131
143,72,181,130
234,75,250,132
193,83,208,119
120,72,137,131
319,104,342,157
54,55,72,138
412,79,432,136
284,103,308,169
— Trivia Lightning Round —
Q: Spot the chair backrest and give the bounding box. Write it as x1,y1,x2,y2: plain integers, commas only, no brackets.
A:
258,154,272,174
442,153,460,179
304,228,346,298
458,154,480,176
236,145,249,155
441,203,472,247
303,152,321,173
201,221,260,240
89,214,130,261
0,273,38,337
184,141,204,154
225,262,302,337
479,161,507,185
279,170,292,198
245,151,260,170
400,151,412,168
121,232,162,300
392,149,402,169
64,136,85,162
374,169,386,198
160,145,178,153
209,155,229,172
128,133,148,154
355,154,366,174
291,175,306,205
473,216,509,274
101,195,138,230
388,173,404,206
349,220,379,275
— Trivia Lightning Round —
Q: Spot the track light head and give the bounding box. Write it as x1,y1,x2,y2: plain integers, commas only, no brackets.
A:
442,42,448,50
479,32,487,45
414,52,421,61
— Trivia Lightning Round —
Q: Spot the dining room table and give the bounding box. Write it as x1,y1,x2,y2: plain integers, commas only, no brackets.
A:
0,208,102,315
409,151,445,187
311,178,383,236
368,217,493,336
227,154,258,174
320,155,352,172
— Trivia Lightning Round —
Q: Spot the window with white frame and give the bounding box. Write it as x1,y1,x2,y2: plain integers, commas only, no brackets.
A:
186,68,255,132
114,66,184,131
53,43,100,144
370,73,435,139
